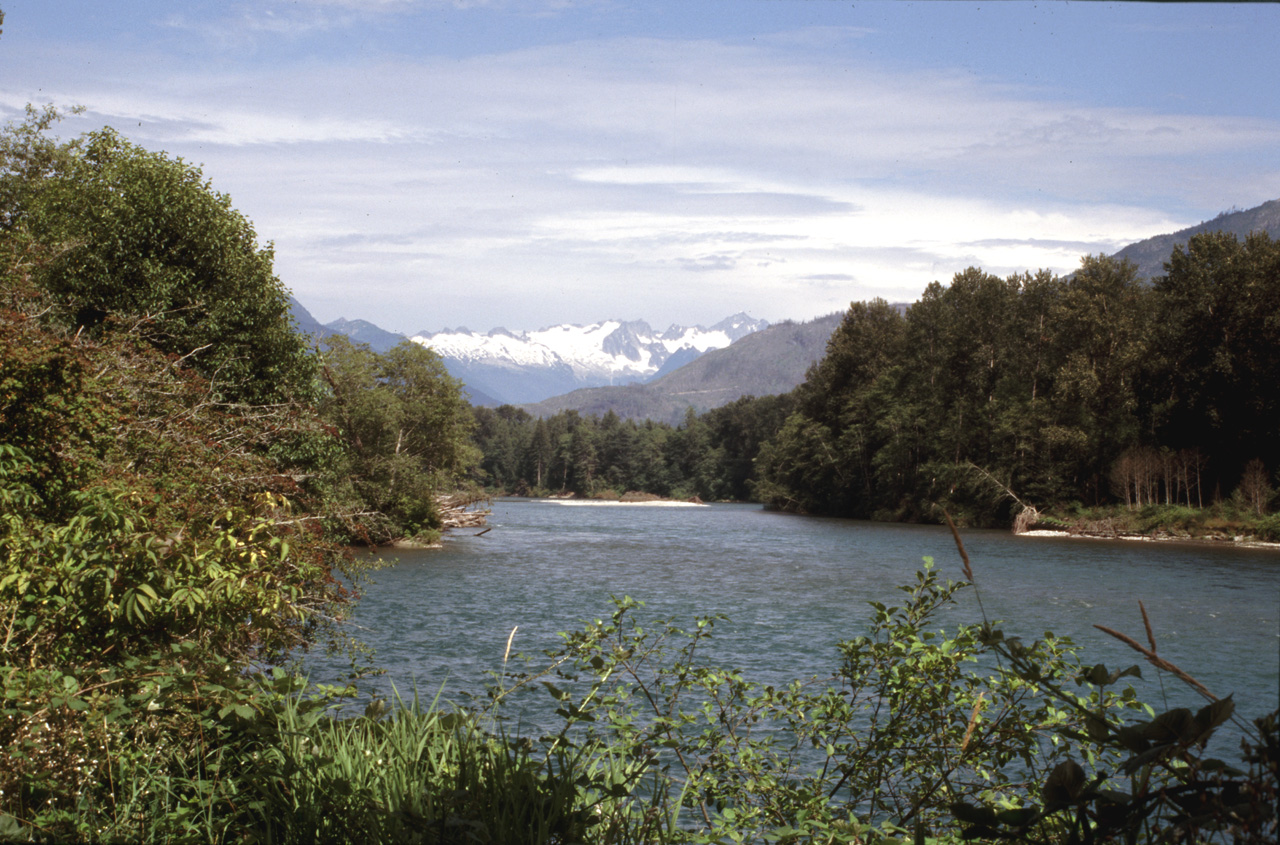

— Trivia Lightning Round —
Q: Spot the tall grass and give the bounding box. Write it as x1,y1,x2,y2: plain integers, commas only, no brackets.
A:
238,686,671,844
7,683,670,844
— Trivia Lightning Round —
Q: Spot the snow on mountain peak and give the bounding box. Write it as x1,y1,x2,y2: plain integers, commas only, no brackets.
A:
409,314,769,404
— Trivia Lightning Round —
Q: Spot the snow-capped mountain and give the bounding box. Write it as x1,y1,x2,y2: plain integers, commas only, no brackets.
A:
410,314,768,405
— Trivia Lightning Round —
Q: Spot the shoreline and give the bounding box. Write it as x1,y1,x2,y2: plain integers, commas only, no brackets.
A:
1019,527,1280,552
539,498,709,508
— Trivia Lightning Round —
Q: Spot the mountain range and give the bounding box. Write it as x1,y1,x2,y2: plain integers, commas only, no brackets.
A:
287,300,771,407
410,315,768,405
519,313,844,424
289,197,1280,420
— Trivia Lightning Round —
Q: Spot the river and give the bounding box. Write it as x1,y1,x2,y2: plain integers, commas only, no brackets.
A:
308,498,1279,751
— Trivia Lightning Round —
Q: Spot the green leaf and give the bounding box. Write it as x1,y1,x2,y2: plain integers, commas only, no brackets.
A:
1086,663,1110,686
950,802,997,825
1148,707,1198,743
1195,695,1235,733
995,807,1040,827
1043,760,1087,806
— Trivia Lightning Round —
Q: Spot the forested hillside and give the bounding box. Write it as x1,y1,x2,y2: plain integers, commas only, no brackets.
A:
1112,199,1280,280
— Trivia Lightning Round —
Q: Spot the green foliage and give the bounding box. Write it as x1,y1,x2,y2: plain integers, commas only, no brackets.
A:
0,342,359,838
4,104,1275,843
468,394,793,502
490,563,1143,843
319,336,480,541
241,686,658,845
1148,232,1280,487
3,111,315,406
0,110,368,842
954,636,1278,843
754,245,1277,526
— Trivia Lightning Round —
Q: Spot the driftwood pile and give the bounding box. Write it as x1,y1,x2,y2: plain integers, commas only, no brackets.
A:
437,493,491,529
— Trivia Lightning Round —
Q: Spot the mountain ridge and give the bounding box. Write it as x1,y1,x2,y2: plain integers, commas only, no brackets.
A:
520,313,844,425
405,313,768,405
284,299,771,406
1111,199,1280,279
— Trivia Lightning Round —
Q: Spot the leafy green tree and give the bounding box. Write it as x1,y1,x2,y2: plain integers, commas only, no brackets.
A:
629,420,675,496
1047,255,1150,503
753,412,843,514
898,270,1024,517
472,404,534,491
1147,232,1280,492
530,417,553,489
701,393,796,501
0,288,357,836
596,410,633,491
567,413,601,493
4,116,313,405
320,337,477,540
0,104,83,230
757,299,905,516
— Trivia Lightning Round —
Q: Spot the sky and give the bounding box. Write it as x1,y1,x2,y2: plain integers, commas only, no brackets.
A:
2,1,1279,335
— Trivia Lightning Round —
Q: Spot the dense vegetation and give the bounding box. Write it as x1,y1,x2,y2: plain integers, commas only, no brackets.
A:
2,106,1275,843
753,243,1280,532
0,107,478,840
471,397,795,502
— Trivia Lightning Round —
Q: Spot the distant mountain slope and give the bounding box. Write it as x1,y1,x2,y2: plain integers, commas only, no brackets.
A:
286,297,407,353
323,317,406,354
1112,199,1280,279
287,295,330,340
286,296,771,406
410,313,769,405
522,312,843,424
286,297,502,404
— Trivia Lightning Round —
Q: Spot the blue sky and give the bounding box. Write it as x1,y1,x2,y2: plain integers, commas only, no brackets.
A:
3,1,1278,334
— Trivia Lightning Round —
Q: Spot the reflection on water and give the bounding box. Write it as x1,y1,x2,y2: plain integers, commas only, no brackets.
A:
307,500,1280,741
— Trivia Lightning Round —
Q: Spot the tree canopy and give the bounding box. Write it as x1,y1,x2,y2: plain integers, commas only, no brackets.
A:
751,242,1279,525
2,109,314,405
0,110,480,835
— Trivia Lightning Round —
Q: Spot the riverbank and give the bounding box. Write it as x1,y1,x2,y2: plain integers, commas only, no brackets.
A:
499,489,708,505
1020,527,1280,551
1022,503,1280,551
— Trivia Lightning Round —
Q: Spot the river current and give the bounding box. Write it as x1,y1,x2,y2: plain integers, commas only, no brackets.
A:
308,499,1279,747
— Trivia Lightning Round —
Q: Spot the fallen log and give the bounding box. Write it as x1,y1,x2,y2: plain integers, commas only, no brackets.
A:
437,493,491,529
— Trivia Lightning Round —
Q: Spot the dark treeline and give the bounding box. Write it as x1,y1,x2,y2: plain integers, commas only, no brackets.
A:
471,396,795,501
755,239,1279,524
476,236,1280,529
